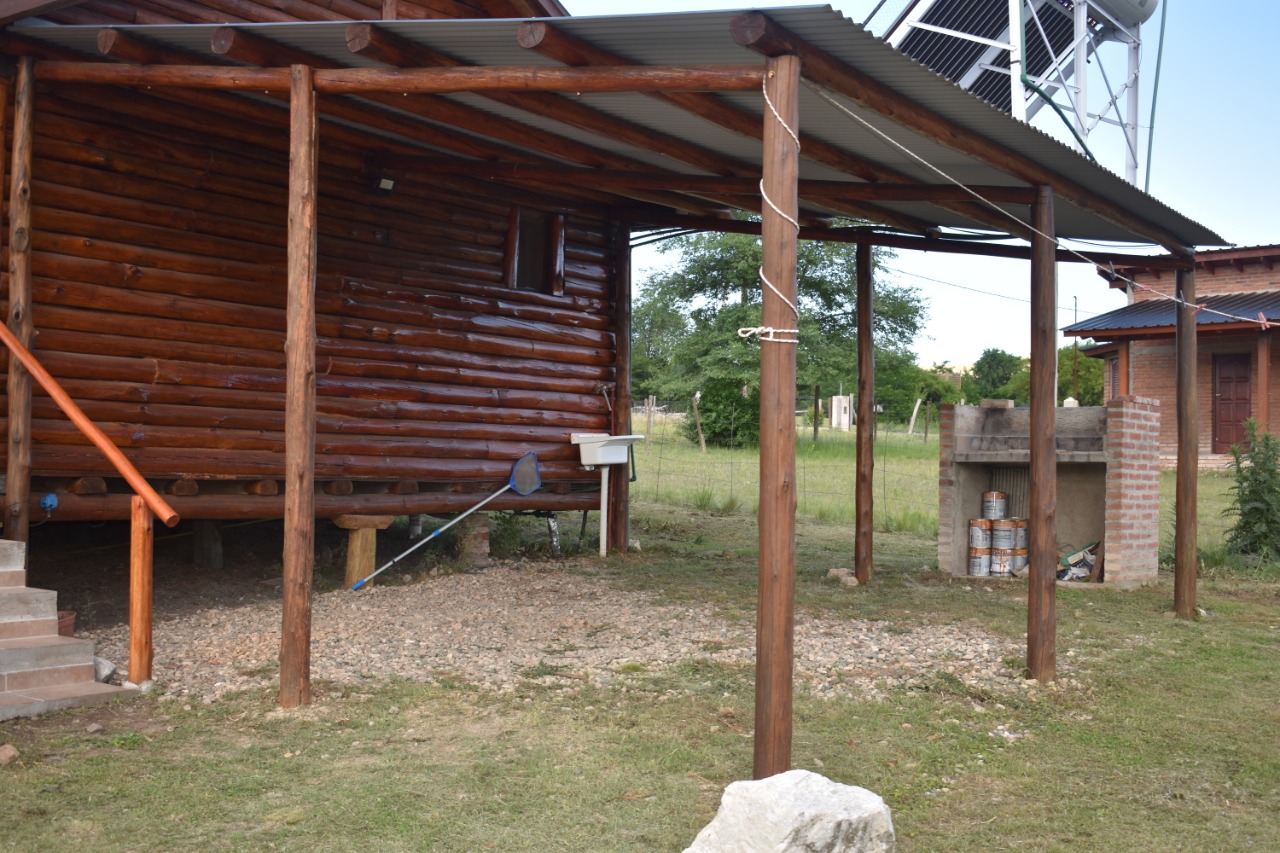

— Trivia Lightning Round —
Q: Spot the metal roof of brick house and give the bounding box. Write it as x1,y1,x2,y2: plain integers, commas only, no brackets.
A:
1064,290,1280,335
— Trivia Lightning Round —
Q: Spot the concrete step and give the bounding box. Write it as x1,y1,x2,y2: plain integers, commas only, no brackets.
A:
0,682,137,722
0,539,25,574
0,635,95,692
0,567,24,588
0,586,58,623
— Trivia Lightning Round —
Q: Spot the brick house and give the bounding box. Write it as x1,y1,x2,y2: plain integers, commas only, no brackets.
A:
1064,245,1280,461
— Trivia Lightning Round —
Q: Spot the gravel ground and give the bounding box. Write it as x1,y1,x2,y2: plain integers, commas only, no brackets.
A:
86,560,1032,703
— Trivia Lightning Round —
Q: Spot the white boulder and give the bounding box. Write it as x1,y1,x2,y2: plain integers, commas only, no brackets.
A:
684,769,894,852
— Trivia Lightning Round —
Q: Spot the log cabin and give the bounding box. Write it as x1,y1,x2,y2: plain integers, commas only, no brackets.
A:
0,1,1226,764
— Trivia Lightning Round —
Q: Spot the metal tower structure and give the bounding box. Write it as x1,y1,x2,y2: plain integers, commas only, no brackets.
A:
884,0,1160,185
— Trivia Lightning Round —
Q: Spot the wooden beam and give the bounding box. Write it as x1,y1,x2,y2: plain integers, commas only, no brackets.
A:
207,26,729,217
1174,267,1198,620
518,22,1020,236
1258,331,1271,435
730,12,1199,256
127,496,154,685
314,64,764,95
365,157,1037,204
5,58,34,547
754,53,800,782
623,211,1194,270
34,60,764,95
608,222,632,554
1118,341,1130,396
352,23,932,234
1027,185,1057,683
854,240,874,586
280,63,318,710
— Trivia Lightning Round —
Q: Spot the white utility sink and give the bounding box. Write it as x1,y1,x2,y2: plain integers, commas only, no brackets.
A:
570,433,644,466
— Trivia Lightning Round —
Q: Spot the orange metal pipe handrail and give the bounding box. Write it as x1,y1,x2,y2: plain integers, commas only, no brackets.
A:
0,324,180,527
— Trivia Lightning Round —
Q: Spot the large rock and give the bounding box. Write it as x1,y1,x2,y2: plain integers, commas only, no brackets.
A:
684,769,894,853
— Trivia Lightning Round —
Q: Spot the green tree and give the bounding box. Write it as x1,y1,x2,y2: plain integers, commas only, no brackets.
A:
639,227,926,446
631,287,689,399
961,348,1023,402
998,343,1105,406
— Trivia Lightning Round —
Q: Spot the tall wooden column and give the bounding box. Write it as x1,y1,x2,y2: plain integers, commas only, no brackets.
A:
5,58,34,546
280,64,319,709
1174,266,1198,620
754,52,800,781
1027,185,1057,683
854,240,875,584
608,223,632,553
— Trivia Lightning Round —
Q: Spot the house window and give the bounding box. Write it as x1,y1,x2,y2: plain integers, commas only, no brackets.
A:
505,206,565,295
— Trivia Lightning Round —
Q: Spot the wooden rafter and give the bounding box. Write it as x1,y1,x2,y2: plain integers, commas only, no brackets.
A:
517,20,1030,239
730,12,1198,257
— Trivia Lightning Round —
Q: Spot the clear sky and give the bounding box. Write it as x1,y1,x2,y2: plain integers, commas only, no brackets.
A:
563,0,1279,370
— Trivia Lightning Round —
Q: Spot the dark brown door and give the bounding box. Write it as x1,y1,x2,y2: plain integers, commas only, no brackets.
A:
1213,353,1252,453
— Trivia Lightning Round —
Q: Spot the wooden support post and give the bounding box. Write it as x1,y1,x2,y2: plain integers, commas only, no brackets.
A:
334,514,397,588
1258,331,1271,435
753,53,800,781
608,222,632,554
128,496,154,685
193,520,223,571
1174,267,1198,620
1027,186,1058,682
280,64,319,710
5,58,34,547
855,240,875,585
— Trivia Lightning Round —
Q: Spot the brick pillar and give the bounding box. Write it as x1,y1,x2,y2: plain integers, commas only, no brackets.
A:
938,404,958,575
1104,396,1161,588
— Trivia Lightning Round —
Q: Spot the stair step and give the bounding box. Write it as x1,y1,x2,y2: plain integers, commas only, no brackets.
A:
0,682,137,722
0,586,58,622
0,539,25,574
0,616,58,641
0,635,95,691
0,567,24,588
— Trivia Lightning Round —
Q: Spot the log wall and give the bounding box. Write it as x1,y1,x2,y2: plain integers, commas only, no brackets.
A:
1,79,617,519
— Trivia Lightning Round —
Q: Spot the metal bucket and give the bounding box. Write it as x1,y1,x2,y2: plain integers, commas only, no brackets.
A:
990,548,1015,577
981,491,1007,520
968,519,992,549
990,518,1017,550
1012,549,1029,572
968,547,991,577
1012,518,1028,550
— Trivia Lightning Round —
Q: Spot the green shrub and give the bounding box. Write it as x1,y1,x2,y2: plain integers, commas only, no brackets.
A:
1226,420,1280,558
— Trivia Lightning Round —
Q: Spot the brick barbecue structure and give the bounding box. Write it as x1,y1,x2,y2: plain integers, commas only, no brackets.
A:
938,397,1160,588
1065,245,1280,461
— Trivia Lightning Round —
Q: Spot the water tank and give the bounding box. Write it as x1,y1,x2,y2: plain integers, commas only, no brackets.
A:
1090,0,1159,29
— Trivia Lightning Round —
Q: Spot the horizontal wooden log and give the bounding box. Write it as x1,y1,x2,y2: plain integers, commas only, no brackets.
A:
44,376,612,430
29,395,603,444
167,477,200,496
375,158,1040,204
30,489,601,521
28,444,591,481
35,61,765,94
323,480,354,495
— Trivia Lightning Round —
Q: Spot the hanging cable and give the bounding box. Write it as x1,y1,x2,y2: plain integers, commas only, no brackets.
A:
803,79,1268,331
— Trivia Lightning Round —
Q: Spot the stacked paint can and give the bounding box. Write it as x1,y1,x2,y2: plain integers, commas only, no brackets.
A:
967,519,992,576
968,491,1026,578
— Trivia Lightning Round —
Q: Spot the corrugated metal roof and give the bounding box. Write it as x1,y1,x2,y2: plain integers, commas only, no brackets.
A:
12,7,1226,247
1064,291,1280,335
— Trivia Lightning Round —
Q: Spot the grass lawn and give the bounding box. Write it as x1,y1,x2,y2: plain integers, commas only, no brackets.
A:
3,501,1278,852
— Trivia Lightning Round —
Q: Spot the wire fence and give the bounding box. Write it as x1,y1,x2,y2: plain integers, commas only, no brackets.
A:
630,398,1240,554
630,399,942,535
